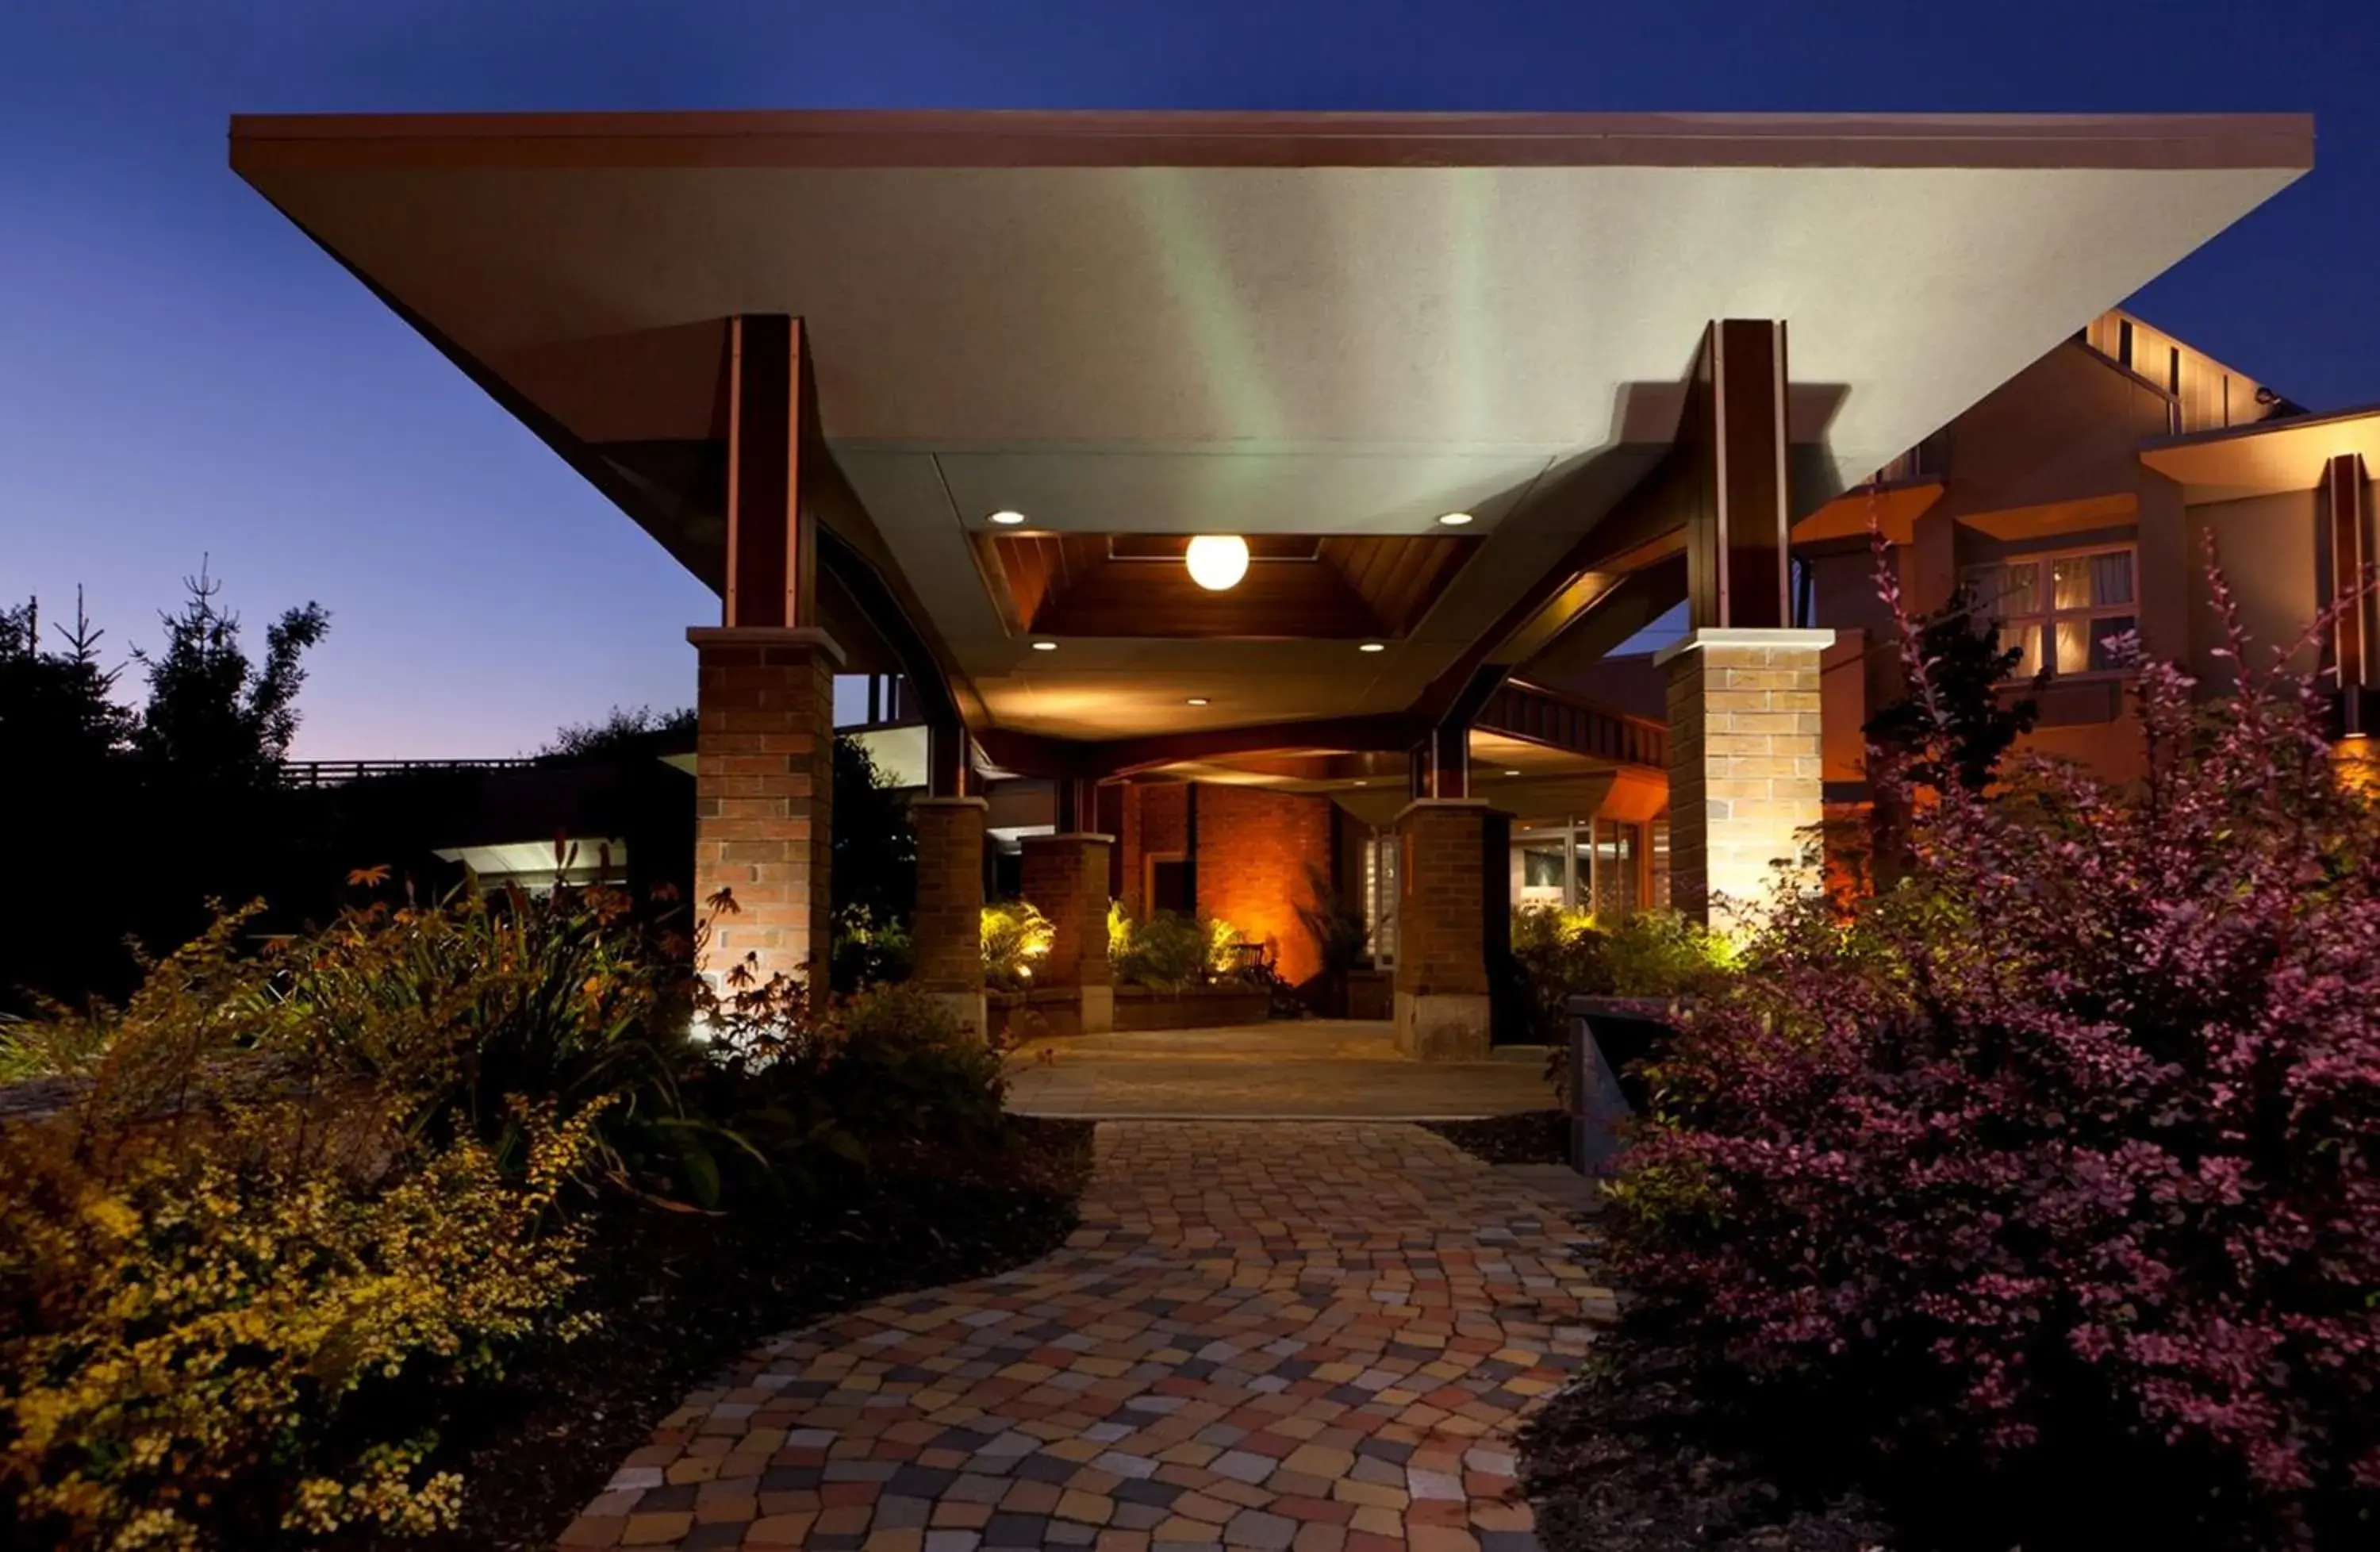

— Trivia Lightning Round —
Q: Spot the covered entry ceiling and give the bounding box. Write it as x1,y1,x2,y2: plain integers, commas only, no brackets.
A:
232,110,2309,743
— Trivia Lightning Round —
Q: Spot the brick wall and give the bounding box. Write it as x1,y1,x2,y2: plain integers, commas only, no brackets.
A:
1194,784,1334,986
1119,782,1189,917
1392,801,1490,1001
1665,636,1826,924
689,628,837,991
908,797,986,992
1020,834,1112,989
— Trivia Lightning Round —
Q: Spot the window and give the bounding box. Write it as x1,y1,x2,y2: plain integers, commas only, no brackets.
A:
1965,545,2137,679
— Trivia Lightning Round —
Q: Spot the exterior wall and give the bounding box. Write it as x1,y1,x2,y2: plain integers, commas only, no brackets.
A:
1118,782,1188,918
1193,784,1334,986
1926,343,2178,527
2186,489,2324,692
689,628,838,991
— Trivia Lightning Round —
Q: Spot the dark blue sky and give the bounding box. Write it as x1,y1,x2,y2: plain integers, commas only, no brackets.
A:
4,1,2375,756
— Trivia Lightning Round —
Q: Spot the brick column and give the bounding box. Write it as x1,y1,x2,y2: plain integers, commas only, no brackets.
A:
1392,799,1492,1061
910,797,988,1040
1019,832,1114,1038
1658,628,1833,930
688,625,843,996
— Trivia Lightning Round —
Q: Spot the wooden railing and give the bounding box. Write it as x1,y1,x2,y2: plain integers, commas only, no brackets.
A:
279,759,538,789
1476,680,1666,769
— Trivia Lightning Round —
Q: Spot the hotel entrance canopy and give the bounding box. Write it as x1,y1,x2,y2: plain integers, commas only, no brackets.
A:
231,110,2310,754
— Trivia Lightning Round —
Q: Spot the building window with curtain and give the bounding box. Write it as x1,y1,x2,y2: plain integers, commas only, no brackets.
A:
1965,544,2136,680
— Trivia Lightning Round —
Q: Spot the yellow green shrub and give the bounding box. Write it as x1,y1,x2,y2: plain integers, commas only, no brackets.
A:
0,1093,597,1547
0,909,603,1547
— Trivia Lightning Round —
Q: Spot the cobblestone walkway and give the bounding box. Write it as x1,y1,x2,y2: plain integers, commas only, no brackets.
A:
561,1122,1608,1551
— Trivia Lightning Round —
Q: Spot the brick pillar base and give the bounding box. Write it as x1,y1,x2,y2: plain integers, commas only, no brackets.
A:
689,626,843,997
1392,799,1491,1062
1019,832,1114,1038
1658,627,1833,930
910,796,988,1040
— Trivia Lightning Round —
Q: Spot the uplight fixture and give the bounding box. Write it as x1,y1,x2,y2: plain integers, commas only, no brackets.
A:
1031,640,1058,651
989,509,1027,526
1184,534,1250,591
1436,511,1475,527
1358,641,1386,653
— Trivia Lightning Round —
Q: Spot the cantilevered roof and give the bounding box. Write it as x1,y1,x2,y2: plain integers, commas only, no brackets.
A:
230,109,2311,744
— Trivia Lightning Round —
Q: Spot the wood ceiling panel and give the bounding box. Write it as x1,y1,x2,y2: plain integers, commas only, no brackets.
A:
990,531,1477,640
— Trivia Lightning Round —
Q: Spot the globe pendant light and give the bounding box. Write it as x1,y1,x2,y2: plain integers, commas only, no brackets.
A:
1184,534,1250,591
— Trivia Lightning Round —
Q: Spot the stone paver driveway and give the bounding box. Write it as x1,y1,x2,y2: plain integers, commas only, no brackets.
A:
562,1122,1607,1551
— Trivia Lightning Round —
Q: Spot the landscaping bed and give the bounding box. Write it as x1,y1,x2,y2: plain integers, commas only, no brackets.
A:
1420,1108,1569,1165
344,1116,1095,1552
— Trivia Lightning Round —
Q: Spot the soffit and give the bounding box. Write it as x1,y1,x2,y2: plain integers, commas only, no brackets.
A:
2141,407,2380,502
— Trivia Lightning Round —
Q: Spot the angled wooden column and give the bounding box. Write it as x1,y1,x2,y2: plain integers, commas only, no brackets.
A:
689,315,845,996
1663,321,1831,927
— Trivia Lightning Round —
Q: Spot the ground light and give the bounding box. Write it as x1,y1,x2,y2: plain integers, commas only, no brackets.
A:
1184,534,1250,591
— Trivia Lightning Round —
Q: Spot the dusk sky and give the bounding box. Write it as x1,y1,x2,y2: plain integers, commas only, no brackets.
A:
5,1,2377,759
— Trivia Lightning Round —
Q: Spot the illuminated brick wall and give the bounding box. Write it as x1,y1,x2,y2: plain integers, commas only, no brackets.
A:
1193,784,1333,986
1119,782,1188,917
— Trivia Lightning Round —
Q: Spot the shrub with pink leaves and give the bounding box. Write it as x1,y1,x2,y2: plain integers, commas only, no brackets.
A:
1610,553,2380,1546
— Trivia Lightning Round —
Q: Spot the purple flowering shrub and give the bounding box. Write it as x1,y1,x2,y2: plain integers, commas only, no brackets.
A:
1610,558,2380,1543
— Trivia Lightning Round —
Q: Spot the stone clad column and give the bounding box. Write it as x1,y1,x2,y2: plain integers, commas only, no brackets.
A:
1019,832,1114,1039
1658,628,1833,928
689,625,843,995
909,796,988,1039
1392,798,1492,1061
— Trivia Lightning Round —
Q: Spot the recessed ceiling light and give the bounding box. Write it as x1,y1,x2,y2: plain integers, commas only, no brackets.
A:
1437,511,1475,527
1358,642,1386,653
1031,640,1058,651
1504,769,1522,777
1353,779,1368,787
989,509,1027,526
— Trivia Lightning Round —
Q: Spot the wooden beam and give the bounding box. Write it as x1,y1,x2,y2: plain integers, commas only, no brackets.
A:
2324,451,2373,736
724,315,816,628
1683,319,1794,631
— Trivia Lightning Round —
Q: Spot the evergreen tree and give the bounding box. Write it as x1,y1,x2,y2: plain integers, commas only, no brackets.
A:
132,563,329,789
0,589,136,769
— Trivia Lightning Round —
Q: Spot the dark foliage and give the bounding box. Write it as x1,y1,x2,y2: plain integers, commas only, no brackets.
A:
538,705,698,763
1609,549,2380,1549
1862,580,2039,795
0,569,332,1016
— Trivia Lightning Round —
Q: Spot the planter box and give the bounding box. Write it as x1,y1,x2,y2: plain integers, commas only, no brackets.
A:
1564,995,1689,1177
1114,983,1272,1031
986,986,1084,1043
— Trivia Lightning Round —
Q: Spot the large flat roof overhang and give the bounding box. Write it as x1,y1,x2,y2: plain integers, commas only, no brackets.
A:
230,109,2311,745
